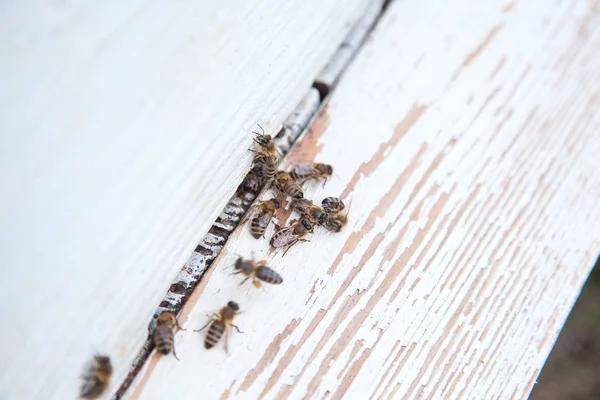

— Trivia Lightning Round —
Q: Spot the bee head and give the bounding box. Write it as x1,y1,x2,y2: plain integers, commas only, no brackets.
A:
94,355,112,371
253,134,273,147
322,164,333,175
301,219,313,230
234,258,252,273
156,311,176,326
227,301,240,311
294,191,304,199
272,198,281,209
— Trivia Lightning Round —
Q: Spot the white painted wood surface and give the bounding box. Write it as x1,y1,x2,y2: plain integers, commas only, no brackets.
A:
129,0,600,398
0,1,376,399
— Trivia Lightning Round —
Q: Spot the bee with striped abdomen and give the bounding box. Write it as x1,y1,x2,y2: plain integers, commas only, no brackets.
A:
196,301,242,352
233,256,283,288
79,355,113,399
152,311,184,360
245,198,280,239
290,162,333,186
291,198,324,223
271,217,313,255
274,171,304,199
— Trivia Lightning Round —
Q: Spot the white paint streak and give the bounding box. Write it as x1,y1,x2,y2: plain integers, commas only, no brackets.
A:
131,0,600,398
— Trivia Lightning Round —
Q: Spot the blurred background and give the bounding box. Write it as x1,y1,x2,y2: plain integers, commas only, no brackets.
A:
530,254,600,400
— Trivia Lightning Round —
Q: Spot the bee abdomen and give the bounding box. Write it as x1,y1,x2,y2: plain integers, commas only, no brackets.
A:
154,328,174,354
289,171,306,181
285,185,303,199
205,321,225,349
262,160,277,179
322,197,344,212
250,218,266,239
256,266,283,284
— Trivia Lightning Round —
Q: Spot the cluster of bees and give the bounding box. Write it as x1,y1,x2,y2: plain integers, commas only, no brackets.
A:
79,125,347,398
247,124,348,253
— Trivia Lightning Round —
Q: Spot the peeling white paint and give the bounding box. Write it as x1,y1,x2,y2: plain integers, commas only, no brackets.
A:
130,0,600,398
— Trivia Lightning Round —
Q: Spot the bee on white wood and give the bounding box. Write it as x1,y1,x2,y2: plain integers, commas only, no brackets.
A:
79,355,113,399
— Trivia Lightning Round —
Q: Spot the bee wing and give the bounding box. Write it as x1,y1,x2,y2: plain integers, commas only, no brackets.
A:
292,163,319,176
242,203,261,225
79,377,96,395
291,199,308,214
255,210,274,228
272,228,299,248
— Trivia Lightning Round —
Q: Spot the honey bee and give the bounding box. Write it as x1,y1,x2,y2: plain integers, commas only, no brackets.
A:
80,355,113,399
152,311,184,360
249,124,279,179
321,197,345,213
195,301,242,352
271,217,313,254
245,198,280,239
233,256,283,288
274,171,304,199
290,162,333,185
319,208,349,232
291,198,324,223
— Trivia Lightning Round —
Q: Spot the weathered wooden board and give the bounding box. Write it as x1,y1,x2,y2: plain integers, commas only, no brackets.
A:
0,1,377,399
129,0,600,398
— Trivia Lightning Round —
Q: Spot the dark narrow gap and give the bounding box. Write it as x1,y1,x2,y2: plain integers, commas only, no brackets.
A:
529,253,600,399
111,1,393,398
313,81,330,101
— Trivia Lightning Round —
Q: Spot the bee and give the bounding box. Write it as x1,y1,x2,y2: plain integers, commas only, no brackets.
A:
152,311,184,360
319,208,349,232
321,197,345,213
291,198,324,223
80,355,113,399
274,171,304,199
290,162,333,185
195,301,242,352
233,257,283,288
271,217,313,255
249,124,279,179
245,198,280,239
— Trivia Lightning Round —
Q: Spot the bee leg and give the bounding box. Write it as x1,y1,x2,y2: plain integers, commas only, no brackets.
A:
225,328,230,355
172,343,180,361
282,241,297,256
175,317,186,331
194,317,215,332
232,324,243,333
239,277,250,286
193,321,211,332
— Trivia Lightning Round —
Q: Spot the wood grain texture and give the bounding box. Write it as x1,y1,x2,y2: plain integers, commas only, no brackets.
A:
129,0,600,398
0,1,376,399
